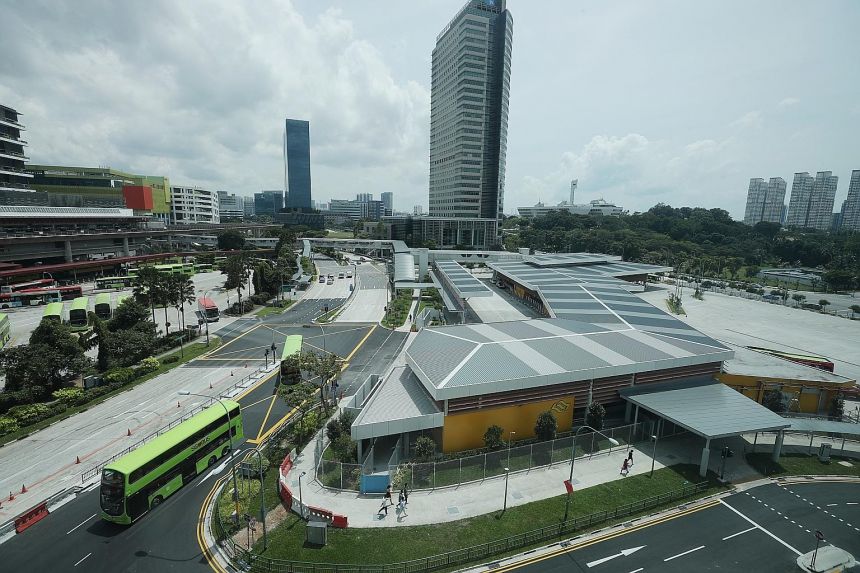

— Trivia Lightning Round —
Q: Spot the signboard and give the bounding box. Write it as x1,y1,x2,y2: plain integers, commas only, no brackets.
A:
564,479,574,494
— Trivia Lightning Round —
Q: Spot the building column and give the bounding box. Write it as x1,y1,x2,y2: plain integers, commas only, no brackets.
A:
772,430,784,462
64,240,73,263
122,236,130,256
357,440,363,464
401,433,409,457
624,401,632,423
699,438,711,477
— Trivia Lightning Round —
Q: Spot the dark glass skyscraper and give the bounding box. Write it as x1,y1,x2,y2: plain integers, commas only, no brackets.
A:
429,0,513,221
284,119,312,210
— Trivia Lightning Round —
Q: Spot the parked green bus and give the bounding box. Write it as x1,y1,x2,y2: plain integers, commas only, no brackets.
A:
68,297,90,331
0,313,10,348
279,335,303,384
95,276,134,290
94,293,112,320
100,400,243,524
42,302,63,323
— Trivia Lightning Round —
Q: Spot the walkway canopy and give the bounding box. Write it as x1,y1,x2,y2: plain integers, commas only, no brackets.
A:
621,379,791,476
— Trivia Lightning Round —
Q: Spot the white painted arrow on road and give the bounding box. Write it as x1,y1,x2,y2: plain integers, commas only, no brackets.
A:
586,546,646,568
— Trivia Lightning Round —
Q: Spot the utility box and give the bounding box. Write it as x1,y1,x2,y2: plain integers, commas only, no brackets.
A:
306,520,327,546
818,443,832,463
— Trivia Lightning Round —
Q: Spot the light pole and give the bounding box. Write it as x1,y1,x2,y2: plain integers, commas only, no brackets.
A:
507,431,516,469
298,471,307,519
650,434,659,478
178,391,240,524
200,289,211,346
502,467,510,513
564,425,619,521
318,323,326,354
812,530,824,568
249,448,268,550
264,348,270,367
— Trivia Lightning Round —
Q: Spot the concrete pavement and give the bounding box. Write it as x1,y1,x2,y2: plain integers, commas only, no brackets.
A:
337,261,388,323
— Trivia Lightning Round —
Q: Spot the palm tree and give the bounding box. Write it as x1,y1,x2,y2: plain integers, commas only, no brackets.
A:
175,275,196,330
160,273,177,336
225,253,250,313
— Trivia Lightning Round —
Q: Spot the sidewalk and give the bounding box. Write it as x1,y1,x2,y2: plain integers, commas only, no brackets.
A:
394,288,421,333
286,431,743,528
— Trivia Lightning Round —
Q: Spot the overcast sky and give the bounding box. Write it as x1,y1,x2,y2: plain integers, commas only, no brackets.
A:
1,0,858,219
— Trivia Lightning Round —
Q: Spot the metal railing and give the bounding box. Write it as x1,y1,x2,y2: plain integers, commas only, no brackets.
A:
212,480,709,573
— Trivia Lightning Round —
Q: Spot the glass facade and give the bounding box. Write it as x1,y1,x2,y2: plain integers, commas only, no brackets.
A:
284,119,312,210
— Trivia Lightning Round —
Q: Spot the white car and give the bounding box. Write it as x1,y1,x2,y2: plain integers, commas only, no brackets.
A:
338,272,345,279
347,270,353,278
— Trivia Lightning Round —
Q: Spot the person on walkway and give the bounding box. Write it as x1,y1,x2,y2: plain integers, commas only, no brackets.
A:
627,450,634,467
621,458,629,476
384,484,393,504
378,499,389,516
402,484,409,506
397,491,407,516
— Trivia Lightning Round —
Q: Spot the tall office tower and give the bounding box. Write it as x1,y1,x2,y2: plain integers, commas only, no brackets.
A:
254,190,284,215
785,172,815,228
0,104,32,193
428,0,513,220
569,179,577,205
356,193,373,203
762,177,787,224
840,170,860,231
284,119,312,210
381,191,393,213
806,171,838,231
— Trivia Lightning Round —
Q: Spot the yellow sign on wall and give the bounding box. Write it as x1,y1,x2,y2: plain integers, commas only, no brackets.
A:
442,396,574,453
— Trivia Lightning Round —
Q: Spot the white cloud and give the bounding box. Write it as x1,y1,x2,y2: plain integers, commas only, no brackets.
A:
777,97,800,109
729,110,763,130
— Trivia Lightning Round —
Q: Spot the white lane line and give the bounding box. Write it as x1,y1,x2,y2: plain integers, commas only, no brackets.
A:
827,503,838,507
74,553,92,567
720,500,802,556
847,502,858,505
628,569,644,573
664,545,705,562
722,526,757,540
66,513,97,535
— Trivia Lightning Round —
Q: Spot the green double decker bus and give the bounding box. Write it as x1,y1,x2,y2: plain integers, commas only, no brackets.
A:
42,302,63,323
68,296,90,332
100,400,243,524
94,293,112,320
279,335,303,384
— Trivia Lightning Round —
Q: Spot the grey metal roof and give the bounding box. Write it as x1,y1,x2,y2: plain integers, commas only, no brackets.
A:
434,260,492,299
620,379,790,439
393,252,416,283
0,206,136,218
405,318,733,400
523,253,621,267
351,366,443,440
786,418,860,436
722,344,856,385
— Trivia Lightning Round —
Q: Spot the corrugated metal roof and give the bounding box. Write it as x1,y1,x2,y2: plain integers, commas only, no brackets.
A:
621,380,790,439
435,260,492,298
351,366,443,440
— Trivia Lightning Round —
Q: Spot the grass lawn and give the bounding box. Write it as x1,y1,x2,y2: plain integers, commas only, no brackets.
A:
325,230,354,239
255,301,295,318
0,339,221,446
746,453,860,478
216,466,281,535
255,464,724,566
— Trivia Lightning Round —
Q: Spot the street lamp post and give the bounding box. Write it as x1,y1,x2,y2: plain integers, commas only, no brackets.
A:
503,467,510,513
298,471,307,519
812,530,824,568
249,448,268,551
319,323,326,354
564,425,620,521
264,348,270,367
178,391,240,524
650,434,659,478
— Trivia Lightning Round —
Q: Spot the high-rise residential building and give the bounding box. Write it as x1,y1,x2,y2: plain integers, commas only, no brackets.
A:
381,191,393,213
170,186,219,224
428,0,513,221
786,171,837,231
254,190,284,216
218,191,244,220
743,177,785,225
840,170,860,231
785,172,815,228
0,104,32,193
284,119,312,210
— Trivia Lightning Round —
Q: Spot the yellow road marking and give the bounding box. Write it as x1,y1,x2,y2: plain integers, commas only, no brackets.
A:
233,368,279,401
196,357,267,361
491,499,722,572
197,475,230,573
254,395,279,442
343,324,376,362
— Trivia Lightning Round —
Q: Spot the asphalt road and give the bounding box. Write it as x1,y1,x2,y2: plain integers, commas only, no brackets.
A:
497,482,860,573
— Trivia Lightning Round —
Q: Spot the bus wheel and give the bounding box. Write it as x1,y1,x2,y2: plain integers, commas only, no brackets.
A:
151,496,163,508
208,456,217,467
222,446,230,457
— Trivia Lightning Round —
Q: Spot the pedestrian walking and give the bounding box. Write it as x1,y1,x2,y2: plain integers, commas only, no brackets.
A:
627,450,634,467
378,499,389,516
621,458,629,476
384,484,393,504
402,485,409,506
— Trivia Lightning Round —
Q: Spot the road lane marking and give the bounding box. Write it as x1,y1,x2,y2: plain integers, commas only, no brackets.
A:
664,544,705,562
66,513,96,535
585,546,645,568
74,553,92,567
719,500,801,556
722,526,756,540
241,394,277,410
628,569,643,573
827,503,838,507
254,396,279,441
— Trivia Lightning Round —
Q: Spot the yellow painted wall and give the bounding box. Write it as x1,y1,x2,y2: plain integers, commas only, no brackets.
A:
716,373,850,414
442,396,574,453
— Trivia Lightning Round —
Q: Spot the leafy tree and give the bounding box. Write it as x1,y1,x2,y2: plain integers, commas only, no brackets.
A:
829,392,845,420
483,424,505,451
108,297,150,332
133,266,162,324
823,269,854,292
107,322,158,367
0,321,91,393
585,401,606,430
217,229,246,250
414,436,436,461
791,293,806,307
762,389,786,413
224,253,252,312
534,411,558,441
92,315,111,372
818,299,830,312
175,275,196,330
273,229,297,258
326,418,343,442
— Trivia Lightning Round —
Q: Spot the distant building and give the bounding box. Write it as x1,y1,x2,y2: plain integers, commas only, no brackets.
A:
785,172,814,228
254,190,284,216
170,186,219,224
243,197,256,217
218,191,244,220
414,205,425,216
743,177,785,226
786,171,837,231
284,119,312,210
840,170,860,231
517,198,625,219
0,104,32,193
356,193,373,203
381,215,497,249
381,191,393,213
327,197,387,220
429,0,513,221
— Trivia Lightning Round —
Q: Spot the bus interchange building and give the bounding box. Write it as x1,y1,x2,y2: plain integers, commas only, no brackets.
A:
350,254,812,476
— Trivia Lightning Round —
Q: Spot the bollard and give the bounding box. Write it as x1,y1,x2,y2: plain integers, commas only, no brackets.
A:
21,485,27,494
75,456,81,464
127,428,132,437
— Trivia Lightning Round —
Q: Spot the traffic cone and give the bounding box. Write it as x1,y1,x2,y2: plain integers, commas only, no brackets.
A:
8,492,14,501
209,381,213,389
230,371,234,377
177,401,181,408
75,456,81,464
127,428,132,437
21,485,27,494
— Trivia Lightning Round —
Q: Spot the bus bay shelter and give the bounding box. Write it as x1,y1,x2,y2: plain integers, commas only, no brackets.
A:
621,379,791,476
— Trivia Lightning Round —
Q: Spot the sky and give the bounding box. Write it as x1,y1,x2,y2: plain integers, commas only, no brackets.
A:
1,0,858,220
